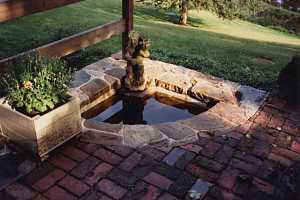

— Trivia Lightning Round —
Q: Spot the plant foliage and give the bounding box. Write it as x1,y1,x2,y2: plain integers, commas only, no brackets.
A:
1,55,72,116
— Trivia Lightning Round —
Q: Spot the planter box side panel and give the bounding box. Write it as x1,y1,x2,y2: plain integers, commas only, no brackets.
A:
0,106,37,152
34,97,80,131
34,98,82,156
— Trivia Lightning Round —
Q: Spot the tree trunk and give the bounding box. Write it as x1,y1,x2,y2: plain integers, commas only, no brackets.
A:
179,0,188,25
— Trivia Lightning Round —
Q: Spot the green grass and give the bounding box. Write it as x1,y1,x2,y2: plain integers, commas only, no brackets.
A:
0,0,300,90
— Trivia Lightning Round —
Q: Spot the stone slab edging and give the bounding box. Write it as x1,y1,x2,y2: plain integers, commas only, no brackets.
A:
71,56,268,148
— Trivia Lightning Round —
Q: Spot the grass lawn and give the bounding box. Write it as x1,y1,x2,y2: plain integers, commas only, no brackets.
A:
0,0,300,90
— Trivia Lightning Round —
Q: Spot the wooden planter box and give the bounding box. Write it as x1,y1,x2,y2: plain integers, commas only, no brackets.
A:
0,96,82,159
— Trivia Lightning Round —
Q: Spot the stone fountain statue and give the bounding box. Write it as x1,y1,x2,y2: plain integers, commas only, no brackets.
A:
124,31,150,91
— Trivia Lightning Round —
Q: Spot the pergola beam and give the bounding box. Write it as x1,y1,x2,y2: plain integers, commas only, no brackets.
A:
0,0,84,23
0,0,134,72
0,20,125,72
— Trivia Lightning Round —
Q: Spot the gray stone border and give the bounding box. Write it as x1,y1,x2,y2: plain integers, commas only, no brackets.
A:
70,57,268,148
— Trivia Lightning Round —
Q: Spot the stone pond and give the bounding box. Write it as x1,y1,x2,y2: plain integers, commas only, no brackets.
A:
70,56,268,148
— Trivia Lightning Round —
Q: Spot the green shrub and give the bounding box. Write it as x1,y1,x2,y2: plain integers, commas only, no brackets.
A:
1,55,73,116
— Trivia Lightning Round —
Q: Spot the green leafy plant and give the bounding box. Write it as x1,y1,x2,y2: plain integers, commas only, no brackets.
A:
1,55,73,116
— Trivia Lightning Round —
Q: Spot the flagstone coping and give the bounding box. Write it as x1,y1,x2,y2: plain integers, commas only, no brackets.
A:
70,56,268,148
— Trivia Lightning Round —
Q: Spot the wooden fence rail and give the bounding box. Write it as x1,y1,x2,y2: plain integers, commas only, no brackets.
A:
0,0,134,72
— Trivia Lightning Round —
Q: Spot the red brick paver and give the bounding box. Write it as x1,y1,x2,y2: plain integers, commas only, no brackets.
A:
1,96,300,200
49,154,77,171
58,175,90,196
97,179,127,199
44,186,75,200
84,162,113,186
33,169,65,192
5,183,37,200
143,172,173,190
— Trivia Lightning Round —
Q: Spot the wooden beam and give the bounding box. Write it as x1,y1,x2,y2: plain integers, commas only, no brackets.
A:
122,0,134,58
0,0,84,23
0,19,125,72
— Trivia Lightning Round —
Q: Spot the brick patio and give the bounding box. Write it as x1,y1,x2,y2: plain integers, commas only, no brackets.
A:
0,96,299,200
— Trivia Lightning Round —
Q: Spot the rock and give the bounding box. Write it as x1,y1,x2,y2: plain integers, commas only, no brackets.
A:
81,120,124,146
278,55,300,105
189,79,238,104
105,68,126,80
123,125,165,148
80,79,110,102
71,70,91,88
154,122,198,141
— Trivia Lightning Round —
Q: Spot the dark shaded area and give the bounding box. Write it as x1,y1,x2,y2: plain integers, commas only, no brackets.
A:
249,8,300,35
278,55,300,105
273,161,300,200
0,153,22,178
135,7,204,27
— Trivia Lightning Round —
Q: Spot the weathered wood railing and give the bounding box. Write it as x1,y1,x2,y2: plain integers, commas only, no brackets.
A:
0,0,133,72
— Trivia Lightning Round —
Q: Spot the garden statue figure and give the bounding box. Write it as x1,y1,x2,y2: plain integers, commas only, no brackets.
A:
124,31,150,91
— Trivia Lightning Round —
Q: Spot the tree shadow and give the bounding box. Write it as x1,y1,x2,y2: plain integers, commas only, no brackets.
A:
135,6,205,27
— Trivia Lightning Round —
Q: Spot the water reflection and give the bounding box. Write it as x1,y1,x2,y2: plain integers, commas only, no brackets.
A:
83,92,216,125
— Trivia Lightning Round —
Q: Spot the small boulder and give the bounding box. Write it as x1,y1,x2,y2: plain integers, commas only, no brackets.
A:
277,55,300,105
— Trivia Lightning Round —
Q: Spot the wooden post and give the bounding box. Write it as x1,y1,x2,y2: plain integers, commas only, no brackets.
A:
122,0,134,59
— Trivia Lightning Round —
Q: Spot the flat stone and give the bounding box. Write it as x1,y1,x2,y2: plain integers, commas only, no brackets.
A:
69,88,89,108
208,102,249,124
81,120,123,146
123,125,164,148
150,138,173,153
85,69,106,79
112,59,127,68
238,85,268,116
187,69,225,85
111,51,122,60
144,60,193,94
179,112,231,133
80,78,110,102
163,148,186,166
155,72,192,94
81,131,123,146
154,122,198,141
104,75,121,90
144,59,169,80
105,68,126,80
189,80,238,104
83,120,123,133
188,179,213,200
71,70,91,88
171,135,199,147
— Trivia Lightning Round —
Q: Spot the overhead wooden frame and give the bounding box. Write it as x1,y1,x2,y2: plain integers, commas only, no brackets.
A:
0,0,134,71
0,0,84,23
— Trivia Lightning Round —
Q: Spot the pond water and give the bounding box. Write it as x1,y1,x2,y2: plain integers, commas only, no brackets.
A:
83,92,215,125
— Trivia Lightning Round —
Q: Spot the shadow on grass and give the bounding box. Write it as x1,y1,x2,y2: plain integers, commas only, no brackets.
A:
135,6,205,27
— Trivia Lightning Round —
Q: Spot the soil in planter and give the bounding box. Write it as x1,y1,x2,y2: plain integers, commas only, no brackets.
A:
83,92,216,125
